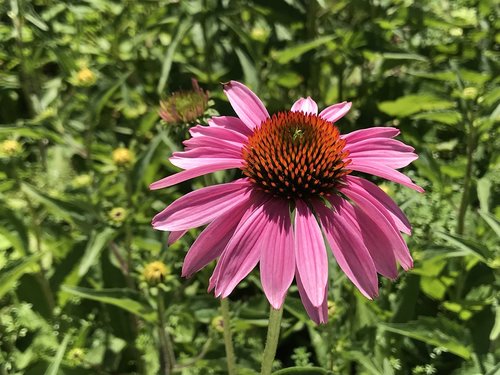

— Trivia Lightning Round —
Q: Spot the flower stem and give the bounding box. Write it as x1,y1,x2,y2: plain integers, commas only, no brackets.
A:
220,298,237,375
157,293,176,374
260,305,284,375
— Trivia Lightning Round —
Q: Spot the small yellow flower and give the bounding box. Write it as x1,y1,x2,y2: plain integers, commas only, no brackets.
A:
0,140,22,156
143,261,170,285
112,147,134,166
109,207,127,223
211,315,225,333
67,347,85,365
76,67,96,86
462,87,478,100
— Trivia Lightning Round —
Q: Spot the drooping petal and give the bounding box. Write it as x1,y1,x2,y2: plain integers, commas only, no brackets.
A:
319,101,352,123
223,81,269,130
168,230,187,245
348,162,424,192
149,161,243,190
296,270,328,324
291,97,318,115
343,127,400,144
152,179,252,231
213,197,274,298
182,199,252,277
350,205,398,278
259,199,295,309
208,116,253,137
344,175,411,234
294,200,329,307
313,198,378,299
340,182,413,270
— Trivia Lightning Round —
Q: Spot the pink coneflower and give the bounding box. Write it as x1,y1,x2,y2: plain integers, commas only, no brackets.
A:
151,81,422,323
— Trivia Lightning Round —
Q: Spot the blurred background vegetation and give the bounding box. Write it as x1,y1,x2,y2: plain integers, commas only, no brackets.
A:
0,0,498,374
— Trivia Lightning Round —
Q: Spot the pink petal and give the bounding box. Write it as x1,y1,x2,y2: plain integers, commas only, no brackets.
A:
152,179,252,231
296,270,328,324
346,138,414,153
213,197,274,298
313,198,378,299
319,101,352,123
343,127,400,144
348,163,424,192
208,116,253,137
189,124,248,144
168,230,186,245
344,175,411,234
340,182,413,270
291,97,318,115
294,200,329,307
259,199,295,309
182,199,251,277
149,161,243,190
223,81,269,130
170,155,243,169
349,152,419,169
350,205,398,278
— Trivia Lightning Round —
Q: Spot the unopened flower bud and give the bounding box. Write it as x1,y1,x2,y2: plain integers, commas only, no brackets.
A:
159,79,209,124
143,261,169,285
0,140,22,156
112,147,134,166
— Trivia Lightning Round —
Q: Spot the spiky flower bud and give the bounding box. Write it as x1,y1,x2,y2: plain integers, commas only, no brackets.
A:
112,147,134,166
159,79,209,124
143,261,169,286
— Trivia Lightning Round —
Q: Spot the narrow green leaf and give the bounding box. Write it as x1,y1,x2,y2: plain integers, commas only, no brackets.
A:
412,110,462,125
61,286,156,322
272,35,334,64
157,18,193,94
478,211,500,238
0,253,43,299
235,48,259,92
344,351,384,375
382,52,427,62
273,367,332,375
78,227,116,277
380,317,472,359
44,334,71,375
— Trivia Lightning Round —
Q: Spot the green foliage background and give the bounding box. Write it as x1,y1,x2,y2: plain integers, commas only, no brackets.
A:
0,0,498,374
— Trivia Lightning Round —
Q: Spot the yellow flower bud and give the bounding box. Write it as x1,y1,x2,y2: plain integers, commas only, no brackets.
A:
211,315,225,333
108,207,127,223
76,67,96,86
0,140,22,156
112,147,134,166
143,261,169,285
462,87,478,100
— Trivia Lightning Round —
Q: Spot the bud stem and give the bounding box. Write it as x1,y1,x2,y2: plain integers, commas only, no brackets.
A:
157,293,175,374
220,298,238,375
260,305,284,375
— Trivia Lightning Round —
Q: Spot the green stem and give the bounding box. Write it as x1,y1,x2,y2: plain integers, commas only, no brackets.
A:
456,114,475,235
260,305,284,375
220,298,237,375
157,293,176,374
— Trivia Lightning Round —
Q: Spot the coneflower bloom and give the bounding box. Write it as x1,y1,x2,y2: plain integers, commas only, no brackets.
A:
151,81,422,323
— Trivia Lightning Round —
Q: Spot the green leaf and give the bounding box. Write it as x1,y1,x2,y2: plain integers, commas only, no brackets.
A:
378,94,455,117
436,231,490,263
412,110,462,125
382,52,427,62
344,351,384,375
235,48,259,92
44,334,70,375
157,18,193,94
478,211,500,238
273,367,332,375
20,183,89,225
61,286,156,322
78,227,116,277
380,316,472,359
272,35,334,64
0,253,43,299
